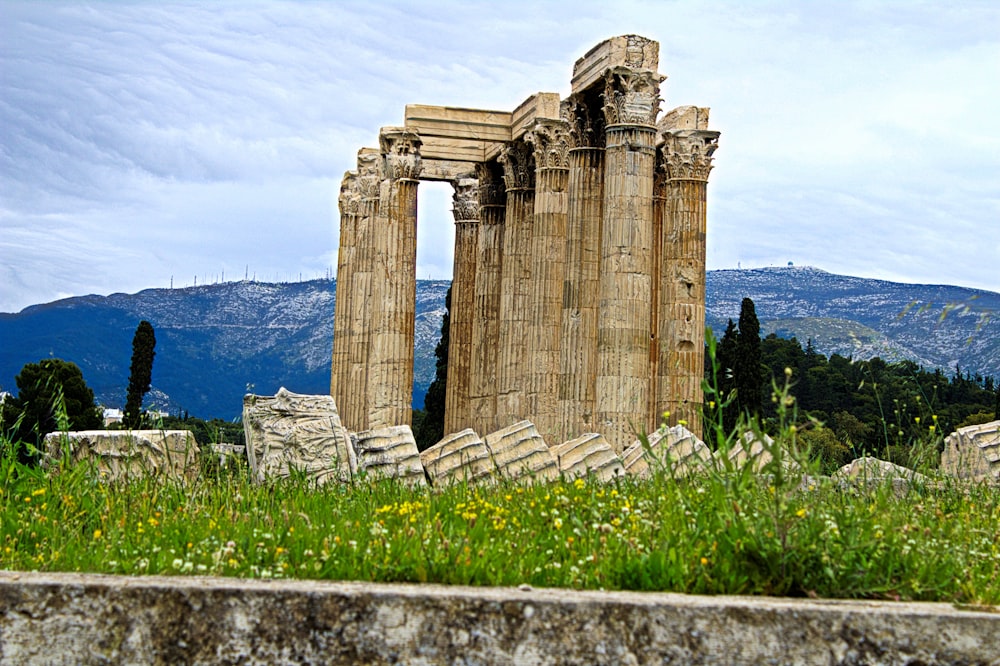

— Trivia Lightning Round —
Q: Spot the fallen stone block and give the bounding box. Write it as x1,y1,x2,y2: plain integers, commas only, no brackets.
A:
941,419,1000,483
484,420,559,483
353,425,426,487
242,388,356,485
832,456,929,493
622,425,713,479
551,433,624,482
420,428,495,486
43,429,200,483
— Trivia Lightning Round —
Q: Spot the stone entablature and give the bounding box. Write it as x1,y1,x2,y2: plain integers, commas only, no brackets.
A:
331,35,719,452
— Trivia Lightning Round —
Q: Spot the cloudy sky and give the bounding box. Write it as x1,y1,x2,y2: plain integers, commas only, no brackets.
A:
1,1,998,313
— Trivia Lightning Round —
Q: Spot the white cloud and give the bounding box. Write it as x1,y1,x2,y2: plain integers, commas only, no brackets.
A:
1,0,998,313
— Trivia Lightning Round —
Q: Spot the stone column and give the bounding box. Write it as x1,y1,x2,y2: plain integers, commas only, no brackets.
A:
331,170,358,411
524,119,570,446
595,67,662,453
367,128,422,428
657,129,719,436
559,98,605,442
494,140,535,431
443,177,479,434
344,150,381,432
468,161,506,435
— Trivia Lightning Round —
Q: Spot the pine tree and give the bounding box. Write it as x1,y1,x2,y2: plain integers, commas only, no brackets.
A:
715,319,739,434
735,297,763,421
1,358,102,463
124,320,156,429
415,287,450,451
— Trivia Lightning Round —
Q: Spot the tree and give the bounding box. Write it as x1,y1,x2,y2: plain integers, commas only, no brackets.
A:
124,320,156,429
735,297,763,421
0,358,102,463
713,319,739,433
414,287,450,451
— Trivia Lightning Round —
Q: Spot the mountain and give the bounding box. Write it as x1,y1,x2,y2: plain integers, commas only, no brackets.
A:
1,268,996,420
706,267,999,377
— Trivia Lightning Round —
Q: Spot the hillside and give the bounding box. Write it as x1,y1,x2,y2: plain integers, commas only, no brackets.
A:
1,267,996,419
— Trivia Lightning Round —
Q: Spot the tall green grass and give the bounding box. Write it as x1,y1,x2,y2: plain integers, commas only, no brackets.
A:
2,422,997,604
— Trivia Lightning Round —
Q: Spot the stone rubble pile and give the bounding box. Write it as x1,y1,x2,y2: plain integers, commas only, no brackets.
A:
43,393,999,489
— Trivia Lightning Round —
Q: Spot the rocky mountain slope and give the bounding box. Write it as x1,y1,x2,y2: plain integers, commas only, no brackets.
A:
1,268,996,419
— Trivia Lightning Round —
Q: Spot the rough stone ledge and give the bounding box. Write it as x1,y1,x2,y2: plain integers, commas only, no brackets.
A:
2,571,997,665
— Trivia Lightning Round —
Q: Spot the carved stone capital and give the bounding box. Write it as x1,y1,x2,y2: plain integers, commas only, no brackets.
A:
564,96,606,149
475,162,506,207
662,130,720,182
602,67,663,127
498,140,535,191
526,119,571,170
356,152,382,200
339,171,362,216
379,127,423,181
452,178,480,223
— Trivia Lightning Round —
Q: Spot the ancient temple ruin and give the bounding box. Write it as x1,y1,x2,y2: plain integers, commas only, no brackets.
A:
331,35,719,453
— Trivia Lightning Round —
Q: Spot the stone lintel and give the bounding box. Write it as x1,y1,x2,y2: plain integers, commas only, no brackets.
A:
405,104,511,163
658,105,710,132
571,34,660,95
419,158,478,182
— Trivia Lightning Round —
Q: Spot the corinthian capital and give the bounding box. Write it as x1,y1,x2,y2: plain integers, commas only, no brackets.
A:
379,127,423,181
355,151,382,200
338,171,362,216
602,67,664,127
662,130,720,182
498,139,535,191
452,178,480,222
526,118,572,169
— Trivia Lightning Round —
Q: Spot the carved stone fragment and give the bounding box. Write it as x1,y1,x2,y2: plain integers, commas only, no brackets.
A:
420,428,495,486
43,430,200,483
940,420,1000,483
832,456,929,494
551,433,624,482
353,425,426,486
243,388,356,485
483,420,559,483
621,425,713,479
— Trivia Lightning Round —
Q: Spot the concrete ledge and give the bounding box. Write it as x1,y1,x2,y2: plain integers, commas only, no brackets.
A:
1,572,997,665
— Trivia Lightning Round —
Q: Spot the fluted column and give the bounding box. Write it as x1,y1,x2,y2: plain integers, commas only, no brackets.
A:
331,170,358,409
342,151,381,432
595,67,662,453
524,119,570,445
657,129,719,436
494,140,535,431
367,128,422,428
468,162,506,435
444,177,479,434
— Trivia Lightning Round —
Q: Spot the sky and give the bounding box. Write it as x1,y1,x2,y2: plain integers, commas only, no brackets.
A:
1,0,998,313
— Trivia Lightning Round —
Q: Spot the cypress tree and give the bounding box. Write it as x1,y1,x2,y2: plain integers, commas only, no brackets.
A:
735,297,763,421
715,319,739,434
415,287,450,451
124,320,156,429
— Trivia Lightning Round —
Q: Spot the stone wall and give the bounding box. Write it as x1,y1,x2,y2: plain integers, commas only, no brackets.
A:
2,571,997,665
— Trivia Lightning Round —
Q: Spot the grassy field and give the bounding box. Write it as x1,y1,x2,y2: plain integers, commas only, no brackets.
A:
2,425,998,606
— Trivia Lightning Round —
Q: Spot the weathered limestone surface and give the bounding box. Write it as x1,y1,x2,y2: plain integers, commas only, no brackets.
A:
243,388,356,485
420,428,495,486
832,457,929,494
483,420,559,483
726,431,775,472
4,572,998,666
622,425,713,479
353,425,426,487
551,432,624,482
367,128,422,429
43,430,200,483
494,140,535,430
941,419,1000,483
443,178,479,434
